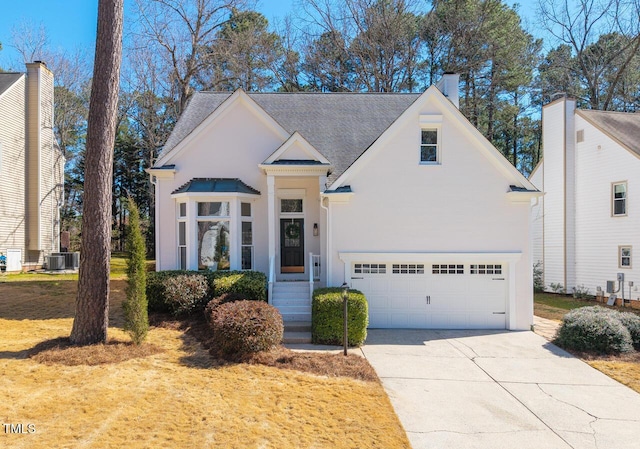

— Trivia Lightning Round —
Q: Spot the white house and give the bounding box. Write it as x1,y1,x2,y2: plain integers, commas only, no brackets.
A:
531,97,640,301
149,75,539,330
0,62,64,271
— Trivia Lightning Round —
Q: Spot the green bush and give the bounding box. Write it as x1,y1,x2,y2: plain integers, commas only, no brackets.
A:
122,198,148,345
555,306,633,354
162,273,211,316
618,312,640,350
146,270,199,312
209,300,283,357
312,287,368,346
209,271,267,301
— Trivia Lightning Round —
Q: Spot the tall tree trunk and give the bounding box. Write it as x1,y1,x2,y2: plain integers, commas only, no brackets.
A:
70,0,124,345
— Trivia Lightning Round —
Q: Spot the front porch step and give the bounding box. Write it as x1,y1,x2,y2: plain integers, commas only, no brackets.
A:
283,331,312,344
284,321,311,332
272,281,312,323
273,297,311,307
280,312,312,322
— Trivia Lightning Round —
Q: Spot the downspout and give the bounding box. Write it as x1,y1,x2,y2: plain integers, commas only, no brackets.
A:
320,196,331,286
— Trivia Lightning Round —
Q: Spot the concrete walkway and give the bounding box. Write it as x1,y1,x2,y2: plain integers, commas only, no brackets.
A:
361,329,640,449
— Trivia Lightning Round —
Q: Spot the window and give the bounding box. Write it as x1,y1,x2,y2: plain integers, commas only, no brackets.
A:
619,246,632,268
281,199,303,213
392,264,424,274
612,182,627,216
241,202,252,217
354,263,386,274
432,264,464,274
242,222,253,270
420,129,439,163
198,201,229,217
470,264,502,275
178,203,186,218
178,221,186,270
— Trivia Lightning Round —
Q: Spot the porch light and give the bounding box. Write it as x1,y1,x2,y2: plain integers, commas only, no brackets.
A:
313,223,319,236
342,282,349,356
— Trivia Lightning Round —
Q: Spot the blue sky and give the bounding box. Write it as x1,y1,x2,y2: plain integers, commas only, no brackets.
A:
0,1,539,71
0,0,295,70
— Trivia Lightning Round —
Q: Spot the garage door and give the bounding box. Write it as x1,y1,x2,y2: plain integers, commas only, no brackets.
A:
350,262,507,329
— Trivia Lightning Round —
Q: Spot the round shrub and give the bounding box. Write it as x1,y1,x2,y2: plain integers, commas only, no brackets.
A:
555,306,633,354
209,300,283,357
163,273,211,316
204,292,249,324
618,312,640,350
312,288,368,346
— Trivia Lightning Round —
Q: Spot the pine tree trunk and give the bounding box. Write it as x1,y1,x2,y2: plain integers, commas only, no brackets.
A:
70,0,124,345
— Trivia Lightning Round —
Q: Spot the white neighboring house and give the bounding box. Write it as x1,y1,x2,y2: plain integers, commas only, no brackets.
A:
531,97,640,301
149,74,539,330
0,62,64,271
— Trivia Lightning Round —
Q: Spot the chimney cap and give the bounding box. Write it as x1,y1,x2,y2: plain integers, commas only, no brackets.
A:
32,60,47,67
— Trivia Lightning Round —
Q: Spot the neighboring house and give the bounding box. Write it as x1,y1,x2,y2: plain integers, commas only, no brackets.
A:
149,74,539,330
531,97,640,301
0,62,64,271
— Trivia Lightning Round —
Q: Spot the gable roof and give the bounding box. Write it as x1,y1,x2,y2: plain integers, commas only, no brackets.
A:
0,73,23,98
577,109,640,158
160,91,421,183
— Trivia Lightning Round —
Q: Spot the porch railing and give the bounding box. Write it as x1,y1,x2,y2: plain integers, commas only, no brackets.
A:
268,255,275,305
309,253,321,301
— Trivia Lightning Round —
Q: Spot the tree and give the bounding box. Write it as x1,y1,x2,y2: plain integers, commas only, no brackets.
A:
70,0,124,345
123,197,149,345
538,0,640,110
10,19,48,65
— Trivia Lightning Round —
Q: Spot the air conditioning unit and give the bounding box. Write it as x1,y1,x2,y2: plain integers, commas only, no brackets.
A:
47,255,66,271
52,252,79,270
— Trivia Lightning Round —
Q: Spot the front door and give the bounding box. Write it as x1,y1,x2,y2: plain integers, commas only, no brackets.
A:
280,219,304,273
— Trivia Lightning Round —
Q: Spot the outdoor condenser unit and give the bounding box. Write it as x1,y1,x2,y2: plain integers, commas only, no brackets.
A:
47,255,66,271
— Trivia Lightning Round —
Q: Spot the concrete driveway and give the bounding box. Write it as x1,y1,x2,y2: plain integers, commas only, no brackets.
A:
361,330,640,449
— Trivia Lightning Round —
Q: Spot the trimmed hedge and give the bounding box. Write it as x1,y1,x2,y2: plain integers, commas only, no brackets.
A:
208,300,283,356
147,270,267,313
618,312,640,350
162,273,211,316
555,306,634,354
209,271,267,301
312,287,368,346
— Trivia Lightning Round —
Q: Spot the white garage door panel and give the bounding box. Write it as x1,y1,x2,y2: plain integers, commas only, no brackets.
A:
352,263,507,329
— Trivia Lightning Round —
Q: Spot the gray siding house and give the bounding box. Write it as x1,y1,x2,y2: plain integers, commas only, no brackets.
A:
0,62,64,271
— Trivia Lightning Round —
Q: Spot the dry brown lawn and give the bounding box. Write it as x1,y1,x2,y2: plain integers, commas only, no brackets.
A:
0,279,410,449
535,293,640,394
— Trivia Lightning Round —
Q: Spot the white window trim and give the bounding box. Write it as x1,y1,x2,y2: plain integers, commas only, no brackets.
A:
177,202,187,270
612,181,627,217
420,115,442,165
241,202,254,270
619,245,632,269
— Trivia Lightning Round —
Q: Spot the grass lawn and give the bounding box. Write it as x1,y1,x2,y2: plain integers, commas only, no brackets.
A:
0,276,410,449
534,292,640,394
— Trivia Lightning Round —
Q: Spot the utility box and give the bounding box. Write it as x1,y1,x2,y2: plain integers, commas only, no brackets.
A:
606,281,615,294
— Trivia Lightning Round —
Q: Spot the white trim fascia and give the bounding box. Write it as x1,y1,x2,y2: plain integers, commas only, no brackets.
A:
507,191,543,203
258,164,331,177
339,251,522,264
171,191,261,199
320,192,354,204
329,86,537,192
529,159,543,181
146,167,176,179
0,73,25,101
263,131,331,164
157,89,290,166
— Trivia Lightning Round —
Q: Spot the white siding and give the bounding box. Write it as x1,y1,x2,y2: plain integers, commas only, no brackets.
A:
574,115,640,299
0,76,27,257
328,94,533,330
530,163,544,271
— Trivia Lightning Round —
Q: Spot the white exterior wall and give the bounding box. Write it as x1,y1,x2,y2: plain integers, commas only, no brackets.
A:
530,163,544,270
0,76,27,257
541,99,574,292
574,115,640,299
327,95,534,330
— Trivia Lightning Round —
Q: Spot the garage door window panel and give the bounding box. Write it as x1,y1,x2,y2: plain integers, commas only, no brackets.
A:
392,264,424,274
470,264,502,274
432,264,464,274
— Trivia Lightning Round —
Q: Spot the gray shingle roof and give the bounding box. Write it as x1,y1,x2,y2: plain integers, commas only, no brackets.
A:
172,178,260,195
578,109,640,157
0,73,23,96
161,91,421,183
